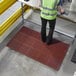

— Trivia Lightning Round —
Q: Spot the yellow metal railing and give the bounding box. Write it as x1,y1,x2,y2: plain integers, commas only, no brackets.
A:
0,5,29,35
0,0,16,14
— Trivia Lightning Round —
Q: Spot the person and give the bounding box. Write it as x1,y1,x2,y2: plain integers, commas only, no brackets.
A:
40,0,64,45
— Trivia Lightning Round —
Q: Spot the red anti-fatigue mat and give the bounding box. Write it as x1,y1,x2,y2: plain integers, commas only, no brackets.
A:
7,26,69,70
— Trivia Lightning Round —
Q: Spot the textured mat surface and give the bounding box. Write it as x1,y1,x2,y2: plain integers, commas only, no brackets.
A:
7,26,69,70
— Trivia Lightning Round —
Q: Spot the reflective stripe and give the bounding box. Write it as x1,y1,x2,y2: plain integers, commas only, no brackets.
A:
41,0,58,11
42,6,56,11
42,12,57,16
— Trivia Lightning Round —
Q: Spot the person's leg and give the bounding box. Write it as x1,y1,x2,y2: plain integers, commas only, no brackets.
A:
46,19,56,44
41,17,47,42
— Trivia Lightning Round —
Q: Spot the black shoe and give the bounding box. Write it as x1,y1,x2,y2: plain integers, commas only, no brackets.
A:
46,39,52,45
41,37,46,43
46,41,52,45
42,39,46,42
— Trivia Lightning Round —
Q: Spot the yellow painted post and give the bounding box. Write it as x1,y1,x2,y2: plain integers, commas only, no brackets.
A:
0,0,16,14
0,5,29,35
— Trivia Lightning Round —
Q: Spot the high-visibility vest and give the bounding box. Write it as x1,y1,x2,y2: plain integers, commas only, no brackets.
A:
40,0,59,20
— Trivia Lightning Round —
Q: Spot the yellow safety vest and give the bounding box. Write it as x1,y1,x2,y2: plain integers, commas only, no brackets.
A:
41,0,59,20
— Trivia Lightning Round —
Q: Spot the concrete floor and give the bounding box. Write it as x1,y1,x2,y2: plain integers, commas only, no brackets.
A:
0,1,76,76
0,19,76,76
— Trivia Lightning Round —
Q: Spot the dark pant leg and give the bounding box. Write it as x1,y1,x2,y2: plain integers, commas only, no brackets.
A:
47,19,56,44
41,17,47,42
